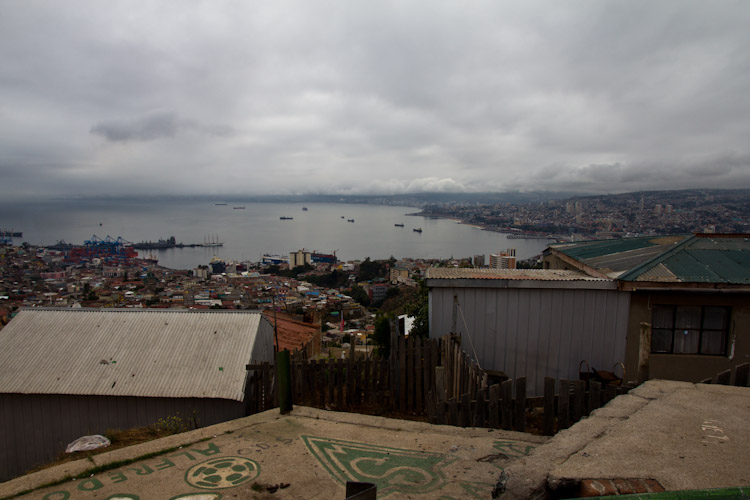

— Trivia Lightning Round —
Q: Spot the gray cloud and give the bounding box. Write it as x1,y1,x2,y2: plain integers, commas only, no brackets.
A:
90,113,179,142
1,1,749,200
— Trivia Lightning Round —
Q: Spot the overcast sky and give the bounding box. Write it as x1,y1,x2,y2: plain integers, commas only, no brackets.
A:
1,1,749,200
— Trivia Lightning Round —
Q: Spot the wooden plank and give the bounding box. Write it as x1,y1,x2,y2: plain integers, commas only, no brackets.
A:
716,369,732,385
354,358,361,407
308,360,317,406
474,389,487,428
328,359,336,407
416,337,424,413
346,358,353,408
515,377,526,432
501,379,513,431
488,384,500,429
363,358,371,405
369,357,377,404
298,362,307,406
435,366,446,404
436,399,446,425
318,360,326,408
448,398,459,426
407,336,414,412
431,338,439,391
380,359,389,404
336,359,344,409
423,338,432,399
558,379,570,430
589,381,602,415
735,363,750,387
399,335,407,413
603,384,617,404
543,377,555,436
460,393,471,427
572,380,585,424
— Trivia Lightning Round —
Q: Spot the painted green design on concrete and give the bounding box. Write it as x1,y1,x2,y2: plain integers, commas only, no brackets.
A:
302,435,456,497
460,481,496,498
169,494,223,500
493,440,536,459
567,486,749,500
478,440,539,470
185,456,260,490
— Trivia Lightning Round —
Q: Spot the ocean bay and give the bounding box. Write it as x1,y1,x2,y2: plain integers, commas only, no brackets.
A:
0,199,553,270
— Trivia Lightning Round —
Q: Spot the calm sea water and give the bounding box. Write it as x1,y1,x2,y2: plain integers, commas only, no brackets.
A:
0,199,553,270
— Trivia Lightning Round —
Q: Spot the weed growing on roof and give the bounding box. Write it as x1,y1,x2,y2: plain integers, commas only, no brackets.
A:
155,411,199,434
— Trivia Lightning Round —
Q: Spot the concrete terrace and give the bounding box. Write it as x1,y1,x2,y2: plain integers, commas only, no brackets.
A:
1,380,748,499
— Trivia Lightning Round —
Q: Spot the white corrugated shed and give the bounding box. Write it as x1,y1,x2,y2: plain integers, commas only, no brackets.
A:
0,308,274,401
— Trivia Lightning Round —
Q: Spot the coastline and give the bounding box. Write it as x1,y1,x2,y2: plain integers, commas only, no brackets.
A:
406,210,561,241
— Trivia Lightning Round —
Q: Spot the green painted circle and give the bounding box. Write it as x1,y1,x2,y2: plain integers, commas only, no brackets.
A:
185,456,260,490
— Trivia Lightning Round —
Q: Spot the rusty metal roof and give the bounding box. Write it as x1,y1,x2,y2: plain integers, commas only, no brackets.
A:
425,268,609,281
0,309,273,401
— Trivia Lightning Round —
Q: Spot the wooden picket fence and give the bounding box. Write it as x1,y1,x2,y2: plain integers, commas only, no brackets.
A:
700,362,749,387
244,334,485,417
246,336,750,436
428,376,632,435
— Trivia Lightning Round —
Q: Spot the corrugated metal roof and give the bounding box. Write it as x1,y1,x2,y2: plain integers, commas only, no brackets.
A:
425,268,609,281
583,244,671,274
552,236,688,270
0,309,272,401
622,234,750,283
635,263,679,282
553,236,660,260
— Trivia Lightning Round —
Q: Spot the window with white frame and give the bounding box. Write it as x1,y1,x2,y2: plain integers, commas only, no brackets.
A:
651,305,730,355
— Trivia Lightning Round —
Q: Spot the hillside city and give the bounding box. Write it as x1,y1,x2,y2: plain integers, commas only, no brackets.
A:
2,188,749,357
418,188,750,239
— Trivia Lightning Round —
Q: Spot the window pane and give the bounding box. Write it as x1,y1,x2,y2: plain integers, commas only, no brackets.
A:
701,330,726,355
703,307,729,330
652,306,674,329
673,329,699,354
651,329,672,353
675,307,701,329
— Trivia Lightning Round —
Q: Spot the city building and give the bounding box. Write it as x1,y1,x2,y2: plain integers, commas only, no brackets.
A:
489,248,516,269
389,266,409,284
473,254,485,267
290,249,312,268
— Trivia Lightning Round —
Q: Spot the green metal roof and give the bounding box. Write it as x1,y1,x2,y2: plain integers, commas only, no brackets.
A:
620,235,750,284
555,236,660,260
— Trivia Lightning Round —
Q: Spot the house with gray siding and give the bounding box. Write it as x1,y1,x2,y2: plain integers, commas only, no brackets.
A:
425,268,629,396
0,308,274,482
545,233,750,385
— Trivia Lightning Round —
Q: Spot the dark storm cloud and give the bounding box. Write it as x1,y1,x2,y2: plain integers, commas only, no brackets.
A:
90,113,179,142
90,113,235,142
0,0,749,200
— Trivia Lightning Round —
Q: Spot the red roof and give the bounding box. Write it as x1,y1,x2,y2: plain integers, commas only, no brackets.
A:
263,311,319,352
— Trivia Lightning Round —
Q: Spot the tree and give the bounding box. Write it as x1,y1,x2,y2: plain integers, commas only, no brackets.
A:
357,257,386,281
371,314,393,358
349,285,370,306
405,280,428,338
